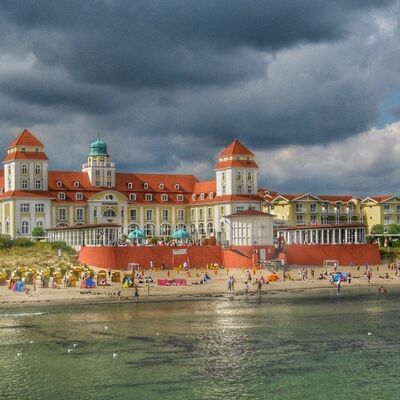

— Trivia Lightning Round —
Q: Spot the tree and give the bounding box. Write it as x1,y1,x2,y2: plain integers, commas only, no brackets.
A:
371,224,384,235
31,226,45,240
387,224,400,235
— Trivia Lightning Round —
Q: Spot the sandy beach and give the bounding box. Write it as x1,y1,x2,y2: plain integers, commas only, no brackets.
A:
0,263,397,308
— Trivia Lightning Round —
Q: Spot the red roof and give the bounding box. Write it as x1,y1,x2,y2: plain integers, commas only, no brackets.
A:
192,180,216,195
0,191,55,200
7,129,44,149
215,159,258,170
219,139,254,157
227,209,273,217
190,194,263,205
3,151,48,162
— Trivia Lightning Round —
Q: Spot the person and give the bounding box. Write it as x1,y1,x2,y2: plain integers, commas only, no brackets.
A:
227,278,232,291
367,270,372,284
347,273,351,284
257,279,263,293
336,279,341,294
108,267,112,280
244,281,249,294
231,276,236,291
378,286,387,294
134,285,139,302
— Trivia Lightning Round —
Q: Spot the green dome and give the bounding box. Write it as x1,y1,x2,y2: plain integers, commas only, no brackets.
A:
89,138,108,156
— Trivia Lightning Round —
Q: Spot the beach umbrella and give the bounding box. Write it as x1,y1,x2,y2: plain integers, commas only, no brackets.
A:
128,229,145,240
171,229,190,239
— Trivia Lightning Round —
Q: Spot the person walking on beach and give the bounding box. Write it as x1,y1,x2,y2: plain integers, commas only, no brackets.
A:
257,279,263,293
227,278,232,291
336,279,341,294
134,285,139,302
244,281,249,294
367,270,372,284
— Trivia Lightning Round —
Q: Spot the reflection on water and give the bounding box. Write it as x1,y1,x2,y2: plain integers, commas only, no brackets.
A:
1,289,400,399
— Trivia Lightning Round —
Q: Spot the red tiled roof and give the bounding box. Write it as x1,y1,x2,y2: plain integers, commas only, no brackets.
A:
0,191,55,200
192,180,216,195
219,139,254,157
3,151,48,162
48,171,93,191
215,159,258,170
7,129,44,148
318,195,358,203
190,194,263,205
369,195,394,203
227,209,273,217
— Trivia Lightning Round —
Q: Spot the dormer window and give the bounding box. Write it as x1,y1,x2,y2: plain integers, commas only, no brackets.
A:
175,184,180,190
21,147,26,152
74,181,80,188
192,194,196,201
144,183,149,189
35,148,39,152
58,192,66,200
161,194,168,201
209,192,214,199
200,193,205,200
127,182,133,189
145,194,152,201
105,194,114,200
177,194,184,202
129,193,136,201
76,192,83,200
159,183,165,190
56,180,63,188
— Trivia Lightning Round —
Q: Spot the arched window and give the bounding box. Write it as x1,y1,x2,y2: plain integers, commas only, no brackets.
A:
129,193,136,201
190,223,196,234
237,171,242,181
160,223,171,236
177,194,184,202
128,223,139,233
161,194,168,201
76,193,83,200
35,164,41,175
198,223,205,235
159,183,165,190
144,223,155,236
207,222,214,234
74,181,80,188
58,192,66,200
21,220,29,235
103,208,117,217
220,221,225,233
36,221,43,227
176,223,186,231
21,164,28,175
56,180,63,188
105,194,114,200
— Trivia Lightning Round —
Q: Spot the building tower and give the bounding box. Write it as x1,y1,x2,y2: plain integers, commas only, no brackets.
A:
3,129,49,192
215,139,259,197
82,136,115,187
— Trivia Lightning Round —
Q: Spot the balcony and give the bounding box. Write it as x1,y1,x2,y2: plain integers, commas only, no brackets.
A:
295,208,306,213
384,209,394,215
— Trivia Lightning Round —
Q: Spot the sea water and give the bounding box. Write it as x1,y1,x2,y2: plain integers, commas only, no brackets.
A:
1,288,400,400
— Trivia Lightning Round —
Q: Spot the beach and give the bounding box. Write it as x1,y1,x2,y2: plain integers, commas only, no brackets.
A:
1,263,397,308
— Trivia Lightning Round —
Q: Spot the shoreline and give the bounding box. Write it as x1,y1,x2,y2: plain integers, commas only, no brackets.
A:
0,280,396,310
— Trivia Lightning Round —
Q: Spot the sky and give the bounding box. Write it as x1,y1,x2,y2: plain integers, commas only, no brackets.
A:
0,0,400,195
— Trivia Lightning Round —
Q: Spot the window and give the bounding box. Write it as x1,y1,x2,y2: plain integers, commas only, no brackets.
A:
175,184,180,190
36,220,43,227
21,221,29,235
177,194,184,202
310,203,317,213
159,183,165,190
58,192,66,200
146,209,153,221
199,208,204,219
296,215,304,225
130,209,137,220
105,194,114,200
397,205,400,214
162,209,169,221
209,192,214,199
310,215,317,224
237,185,242,194
190,209,195,219
35,203,44,213
161,224,171,236
129,193,136,201
247,171,252,181
397,215,400,224
106,181,112,187
21,180,28,189
236,206,244,213
20,203,30,212
246,185,252,194
220,206,225,216
161,194,168,201
207,207,212,219
95,181,100,187
177,209,184,221
144,224,155,236
76,208,84,221
128,223,139,234
192,194,196,201
295,204,303,213
35,164,41,175
237,171,242,181
207,222,214,234
127,182,133,189
176,223,186,231
22,164,28,175
103,209,117,217
106,170,112,176
35,147,39,152
56,180,63,188
21,147,26,152
384,215,391,225
35,180,41,190
222,172,225,181
190,223,196,234
144,183,149,189
198,223,205,235
200,193,205,200
58,208,66,221
222,185,226,195
76,193,83,200
95,170,100,176
145,194,152,201
74,181,80,188
93,209,97,218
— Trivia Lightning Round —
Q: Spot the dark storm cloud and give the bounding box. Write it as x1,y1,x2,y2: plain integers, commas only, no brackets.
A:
0,0,399,193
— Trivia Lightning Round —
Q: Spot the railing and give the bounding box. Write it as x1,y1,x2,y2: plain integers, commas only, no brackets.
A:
82,162,115,168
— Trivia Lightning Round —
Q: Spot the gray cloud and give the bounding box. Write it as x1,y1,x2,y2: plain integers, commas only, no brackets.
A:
0,0,399,194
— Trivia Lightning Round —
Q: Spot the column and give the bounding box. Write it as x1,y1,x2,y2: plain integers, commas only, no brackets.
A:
339,229,342,244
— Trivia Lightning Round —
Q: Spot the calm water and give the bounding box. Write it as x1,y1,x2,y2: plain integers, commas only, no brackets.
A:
1,288,400,400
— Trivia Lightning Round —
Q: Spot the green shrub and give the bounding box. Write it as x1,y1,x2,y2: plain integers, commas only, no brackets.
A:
13,238,34,247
